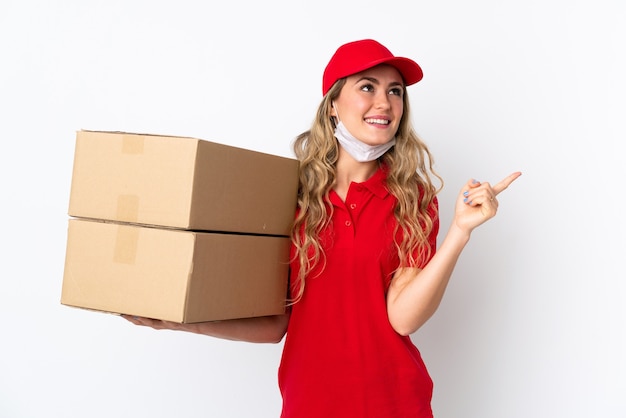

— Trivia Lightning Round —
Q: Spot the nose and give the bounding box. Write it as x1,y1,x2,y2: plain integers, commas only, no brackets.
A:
374,91,392,109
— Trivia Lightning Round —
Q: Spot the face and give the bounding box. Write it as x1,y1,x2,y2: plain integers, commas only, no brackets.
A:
330,64,405,146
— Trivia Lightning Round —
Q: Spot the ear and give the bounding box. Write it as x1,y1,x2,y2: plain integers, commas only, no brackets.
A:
329,101,337,118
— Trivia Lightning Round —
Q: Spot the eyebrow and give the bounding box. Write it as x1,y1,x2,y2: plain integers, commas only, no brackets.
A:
355,76,404,88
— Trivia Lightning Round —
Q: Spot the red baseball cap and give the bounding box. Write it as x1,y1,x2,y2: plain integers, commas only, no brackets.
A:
322,39,423,96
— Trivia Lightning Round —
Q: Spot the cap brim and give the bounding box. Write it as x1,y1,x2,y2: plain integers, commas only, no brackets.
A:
375,57,423,86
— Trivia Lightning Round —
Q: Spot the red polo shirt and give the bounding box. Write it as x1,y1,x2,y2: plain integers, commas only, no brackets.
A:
278,166,439,418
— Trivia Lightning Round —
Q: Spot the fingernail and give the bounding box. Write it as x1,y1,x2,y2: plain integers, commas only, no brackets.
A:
463,198,468,203
463,191,469,197
472,179,479,184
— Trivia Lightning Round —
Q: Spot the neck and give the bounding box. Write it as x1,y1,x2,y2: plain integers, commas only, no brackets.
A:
333,147,379,201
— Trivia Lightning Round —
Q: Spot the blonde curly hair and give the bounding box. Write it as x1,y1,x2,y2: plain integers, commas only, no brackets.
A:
290,78,442,304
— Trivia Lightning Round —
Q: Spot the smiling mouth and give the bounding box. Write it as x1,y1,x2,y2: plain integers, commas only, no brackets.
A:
364,118,390,125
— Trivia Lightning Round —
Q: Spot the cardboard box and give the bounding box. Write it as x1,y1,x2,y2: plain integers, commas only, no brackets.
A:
61,218,290,323
68,130,299,236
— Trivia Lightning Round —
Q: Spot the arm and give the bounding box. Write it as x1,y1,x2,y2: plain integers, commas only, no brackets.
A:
387,172,522,336
123,311,290,344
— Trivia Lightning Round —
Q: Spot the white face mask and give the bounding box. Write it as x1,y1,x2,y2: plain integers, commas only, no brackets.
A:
333,120,396,162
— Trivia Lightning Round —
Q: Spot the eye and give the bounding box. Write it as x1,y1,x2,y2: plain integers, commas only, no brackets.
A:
360,83,375,92
389,87,404,97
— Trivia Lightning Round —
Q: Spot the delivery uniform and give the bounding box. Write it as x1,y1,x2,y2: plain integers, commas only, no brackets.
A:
278,166,439,418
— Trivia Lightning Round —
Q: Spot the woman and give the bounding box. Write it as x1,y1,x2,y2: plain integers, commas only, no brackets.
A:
126,39,521,418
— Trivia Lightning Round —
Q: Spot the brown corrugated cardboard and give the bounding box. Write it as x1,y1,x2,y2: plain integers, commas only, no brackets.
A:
61,218,290,323
68,130,299,236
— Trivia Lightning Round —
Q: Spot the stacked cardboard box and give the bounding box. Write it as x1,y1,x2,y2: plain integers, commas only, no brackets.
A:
61,130,299,323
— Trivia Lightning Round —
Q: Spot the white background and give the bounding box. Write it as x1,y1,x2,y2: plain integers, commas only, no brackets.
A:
1,1,624,417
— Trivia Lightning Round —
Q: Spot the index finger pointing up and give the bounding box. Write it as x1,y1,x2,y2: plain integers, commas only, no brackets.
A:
493,171,522,196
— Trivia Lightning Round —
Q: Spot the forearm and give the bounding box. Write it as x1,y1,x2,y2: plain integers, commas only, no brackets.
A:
124,312,289,344
387,224,470,335
184,314,289,343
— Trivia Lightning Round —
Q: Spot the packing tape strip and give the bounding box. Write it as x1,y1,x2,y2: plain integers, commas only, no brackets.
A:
121,134,144,154
114,224,139,264
117,194,139,223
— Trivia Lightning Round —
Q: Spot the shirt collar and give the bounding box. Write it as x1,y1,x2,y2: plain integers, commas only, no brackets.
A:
328,164,390,207
361,164,390,199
